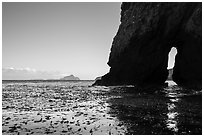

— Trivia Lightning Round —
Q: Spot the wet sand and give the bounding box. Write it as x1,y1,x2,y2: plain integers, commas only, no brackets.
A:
2,80,202,135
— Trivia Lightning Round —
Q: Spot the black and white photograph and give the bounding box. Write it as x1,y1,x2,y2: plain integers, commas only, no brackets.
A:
2,1,202,135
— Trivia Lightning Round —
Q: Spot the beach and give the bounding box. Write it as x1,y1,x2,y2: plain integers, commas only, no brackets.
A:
2,80,202,135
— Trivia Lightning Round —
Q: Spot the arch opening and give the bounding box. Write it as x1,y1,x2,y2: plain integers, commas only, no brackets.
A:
167,47,177,70
167,47,177,85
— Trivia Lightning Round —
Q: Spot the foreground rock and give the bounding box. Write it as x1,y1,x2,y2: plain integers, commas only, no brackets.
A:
94,2,201,90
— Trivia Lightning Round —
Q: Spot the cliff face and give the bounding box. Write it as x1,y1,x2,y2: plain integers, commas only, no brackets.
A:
94,2,201,90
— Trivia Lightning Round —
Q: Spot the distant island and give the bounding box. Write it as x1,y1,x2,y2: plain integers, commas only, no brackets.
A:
60,75,80,80
30,75,80,81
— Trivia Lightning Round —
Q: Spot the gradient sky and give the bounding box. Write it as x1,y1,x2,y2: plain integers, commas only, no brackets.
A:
3,2,177,80
3,2,121,80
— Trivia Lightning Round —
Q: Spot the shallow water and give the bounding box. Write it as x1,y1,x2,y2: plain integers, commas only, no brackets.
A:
2,80,202,135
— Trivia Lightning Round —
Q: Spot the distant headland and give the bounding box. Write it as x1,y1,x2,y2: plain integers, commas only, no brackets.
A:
60,75,80,80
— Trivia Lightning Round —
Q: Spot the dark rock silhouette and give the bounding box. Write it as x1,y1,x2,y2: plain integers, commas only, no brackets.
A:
167,69,173,80
94,2,201,90
60,75,80,80
95,76,102,81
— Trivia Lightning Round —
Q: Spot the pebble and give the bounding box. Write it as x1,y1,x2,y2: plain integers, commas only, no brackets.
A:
5,117,11,120
34,118,42,123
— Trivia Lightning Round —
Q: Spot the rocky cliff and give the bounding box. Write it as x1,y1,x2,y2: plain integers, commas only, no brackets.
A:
94,2,202,90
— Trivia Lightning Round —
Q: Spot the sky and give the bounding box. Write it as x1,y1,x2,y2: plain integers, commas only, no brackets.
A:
2,2,121,80
2,2,177,80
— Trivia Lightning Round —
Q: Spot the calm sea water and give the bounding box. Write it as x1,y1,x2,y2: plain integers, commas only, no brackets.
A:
2,80,202,135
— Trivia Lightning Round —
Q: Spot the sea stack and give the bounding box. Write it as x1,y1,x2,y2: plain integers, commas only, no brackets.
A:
94,2,202,90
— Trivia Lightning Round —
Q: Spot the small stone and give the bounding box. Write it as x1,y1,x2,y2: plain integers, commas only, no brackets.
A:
5,117,11,120
90,129,93,134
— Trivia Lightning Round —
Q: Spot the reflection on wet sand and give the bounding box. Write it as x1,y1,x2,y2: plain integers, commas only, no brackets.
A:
106,81,202,134
165,82,180,133
166,102,179,133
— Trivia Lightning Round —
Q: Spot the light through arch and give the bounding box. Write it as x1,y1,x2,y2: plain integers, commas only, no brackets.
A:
167,47,177,69
167,47,178,85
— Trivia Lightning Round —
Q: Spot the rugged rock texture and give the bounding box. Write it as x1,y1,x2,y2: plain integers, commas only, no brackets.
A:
94,2,202,90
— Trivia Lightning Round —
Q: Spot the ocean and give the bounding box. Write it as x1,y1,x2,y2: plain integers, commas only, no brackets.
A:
2,80,202,135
